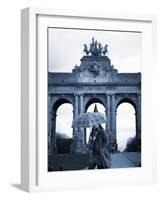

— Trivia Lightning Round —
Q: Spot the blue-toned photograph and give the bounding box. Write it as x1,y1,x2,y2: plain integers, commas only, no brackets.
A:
48,28,141,171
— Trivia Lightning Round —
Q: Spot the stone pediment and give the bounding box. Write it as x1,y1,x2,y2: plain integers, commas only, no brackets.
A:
72,55,117,78
72,38,117,78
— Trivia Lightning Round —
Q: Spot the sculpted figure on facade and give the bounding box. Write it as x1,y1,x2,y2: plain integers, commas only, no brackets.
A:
102,44,108,55
98,43,103,55
83,44,89,55
89,62,100,77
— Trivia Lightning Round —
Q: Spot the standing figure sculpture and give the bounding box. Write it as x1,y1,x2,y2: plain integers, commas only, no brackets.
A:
98,43,103,56
87,124,111,169
89,37,95,55
94,40,98,56
102,44,108,55
83,44,89,55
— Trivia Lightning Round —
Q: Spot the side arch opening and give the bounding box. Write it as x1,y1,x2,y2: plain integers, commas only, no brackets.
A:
51,99,73,154
116,101,136,152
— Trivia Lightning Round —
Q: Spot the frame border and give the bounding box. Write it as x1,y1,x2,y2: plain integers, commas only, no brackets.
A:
21,7,156,192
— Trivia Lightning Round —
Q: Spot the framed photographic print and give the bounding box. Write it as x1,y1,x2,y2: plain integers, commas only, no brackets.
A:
21,8,156,192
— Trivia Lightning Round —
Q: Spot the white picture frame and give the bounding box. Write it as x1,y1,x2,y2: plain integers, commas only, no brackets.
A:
21,7,156,192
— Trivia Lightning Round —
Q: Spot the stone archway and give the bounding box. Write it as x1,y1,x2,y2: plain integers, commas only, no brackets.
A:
48,98,73,154
56,103,73,154
116,102,136,152
115,96,141,151
85,97,105,111
84,98,106,144
48,39,141,154
116,97,137,111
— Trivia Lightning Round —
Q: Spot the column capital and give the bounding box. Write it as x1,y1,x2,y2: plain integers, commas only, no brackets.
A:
106,92,115,96
76,93,84,97
48,93,53,101
79,93,84,97
74,93,79,97
50,111,57,118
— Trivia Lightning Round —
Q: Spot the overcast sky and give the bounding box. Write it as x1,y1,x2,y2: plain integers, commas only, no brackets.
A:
49,28,141,151
48,28,142,73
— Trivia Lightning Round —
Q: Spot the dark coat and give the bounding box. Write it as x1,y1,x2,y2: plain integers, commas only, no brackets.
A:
88,128,111,168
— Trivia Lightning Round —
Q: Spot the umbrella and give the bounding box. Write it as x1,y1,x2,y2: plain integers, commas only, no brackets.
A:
72,112,106,128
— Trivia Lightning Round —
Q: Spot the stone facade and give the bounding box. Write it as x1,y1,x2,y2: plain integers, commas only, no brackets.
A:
48,40,141,154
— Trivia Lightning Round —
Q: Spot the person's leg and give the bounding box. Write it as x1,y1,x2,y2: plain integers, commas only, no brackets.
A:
88,160,97,169
97,165,104,169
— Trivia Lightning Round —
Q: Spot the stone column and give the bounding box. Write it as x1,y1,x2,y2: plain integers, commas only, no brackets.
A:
136,93,141,151
111,93,117,150
80,94,85,144
74,94,79,119
48,95,52,149
79,94,85,146
79,94,84,114
48,115,51,151
50,111,57,154
48,95,55,155
71,93,85,153
71,94,78,153
105,93,111,142
73,94,79,137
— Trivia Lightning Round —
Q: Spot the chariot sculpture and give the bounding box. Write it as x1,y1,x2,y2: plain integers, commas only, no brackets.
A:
83,37,108,56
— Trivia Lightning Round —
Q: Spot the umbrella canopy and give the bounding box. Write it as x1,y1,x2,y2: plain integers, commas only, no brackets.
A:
72,112,106,128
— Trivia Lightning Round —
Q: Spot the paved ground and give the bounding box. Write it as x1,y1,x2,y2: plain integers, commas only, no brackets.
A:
83,153,137,169
48,152,141,171
122,152,141,167
111,153,135,168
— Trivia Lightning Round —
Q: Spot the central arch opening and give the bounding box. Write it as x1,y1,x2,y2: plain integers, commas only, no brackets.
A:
85,99,106,144
116,102,136,152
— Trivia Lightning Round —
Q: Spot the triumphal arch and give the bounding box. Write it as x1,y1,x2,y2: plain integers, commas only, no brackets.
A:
48,38,141,154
